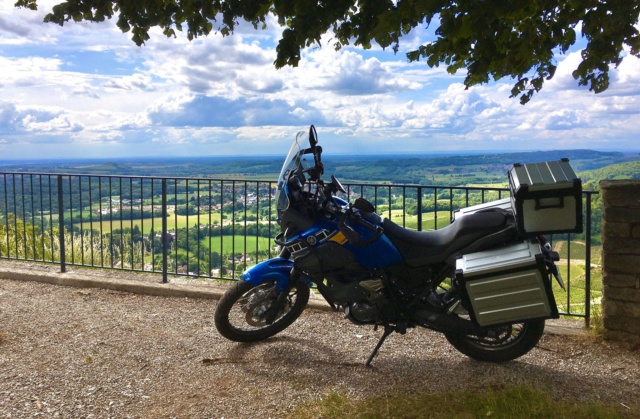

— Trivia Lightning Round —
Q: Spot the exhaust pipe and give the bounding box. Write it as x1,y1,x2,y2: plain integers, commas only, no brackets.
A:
413,308,484,336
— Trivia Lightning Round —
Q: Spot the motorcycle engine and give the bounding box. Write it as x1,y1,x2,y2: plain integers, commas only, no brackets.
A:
344,279,389,325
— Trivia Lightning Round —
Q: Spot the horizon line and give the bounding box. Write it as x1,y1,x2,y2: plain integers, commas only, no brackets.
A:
2,148,640,164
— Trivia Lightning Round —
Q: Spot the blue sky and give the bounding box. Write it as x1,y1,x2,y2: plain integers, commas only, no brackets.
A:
1,1,639,160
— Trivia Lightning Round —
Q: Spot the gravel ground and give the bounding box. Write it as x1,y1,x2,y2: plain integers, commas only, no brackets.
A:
1,277,639,418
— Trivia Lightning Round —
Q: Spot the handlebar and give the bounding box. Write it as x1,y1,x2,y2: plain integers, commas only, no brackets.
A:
338,207,383,246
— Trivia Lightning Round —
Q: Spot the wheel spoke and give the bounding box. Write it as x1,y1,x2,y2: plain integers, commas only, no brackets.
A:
468,323,525,347
228,284,297,332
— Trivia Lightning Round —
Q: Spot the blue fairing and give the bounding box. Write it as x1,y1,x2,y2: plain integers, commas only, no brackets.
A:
347,233,403,268
285,216,403,269
241,257,295,292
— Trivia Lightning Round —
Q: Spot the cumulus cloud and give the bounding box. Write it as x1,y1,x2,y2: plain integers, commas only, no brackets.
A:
0,101,84,137
301,49,421,95
1,2,639,158
147,94,325,128
0,14,32,38
0,101,21,131
547,49,640,98
142,32,280,98
537,109,587,131
22,113,83,133
0,55,62,76
104,74,155,91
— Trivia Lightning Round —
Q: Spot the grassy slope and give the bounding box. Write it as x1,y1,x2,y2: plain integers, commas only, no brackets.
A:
292,384,637,419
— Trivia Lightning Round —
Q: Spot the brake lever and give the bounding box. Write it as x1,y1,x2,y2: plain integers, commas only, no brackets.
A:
338,207,384,246
338,208,361,244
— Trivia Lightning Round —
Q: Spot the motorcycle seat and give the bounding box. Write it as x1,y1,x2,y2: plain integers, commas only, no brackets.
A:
383,209,513,267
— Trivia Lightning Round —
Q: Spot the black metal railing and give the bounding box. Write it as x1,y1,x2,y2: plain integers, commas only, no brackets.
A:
0,172,599,322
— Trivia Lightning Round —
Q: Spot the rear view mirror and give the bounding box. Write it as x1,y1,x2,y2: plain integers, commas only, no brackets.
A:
309,125,318,147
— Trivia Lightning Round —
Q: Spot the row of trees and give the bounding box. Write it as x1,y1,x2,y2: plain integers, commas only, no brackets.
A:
0,176,270,224
0,213,266,277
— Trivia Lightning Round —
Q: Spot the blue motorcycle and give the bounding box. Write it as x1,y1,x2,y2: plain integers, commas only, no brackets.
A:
214,126,567,365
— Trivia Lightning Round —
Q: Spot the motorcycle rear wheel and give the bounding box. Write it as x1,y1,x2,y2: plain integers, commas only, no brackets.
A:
214,280,310,342
444,319,545,362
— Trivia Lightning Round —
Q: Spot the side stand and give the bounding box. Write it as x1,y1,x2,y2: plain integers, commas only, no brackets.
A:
364,326,394,367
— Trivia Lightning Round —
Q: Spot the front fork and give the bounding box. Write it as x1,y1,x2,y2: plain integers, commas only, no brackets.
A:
264,268,303,324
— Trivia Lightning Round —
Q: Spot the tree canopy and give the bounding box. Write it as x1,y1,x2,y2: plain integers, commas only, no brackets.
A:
15,0,640,104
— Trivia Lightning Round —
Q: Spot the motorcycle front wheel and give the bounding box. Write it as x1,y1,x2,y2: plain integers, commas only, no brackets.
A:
444,319,545,362
214,280,310,342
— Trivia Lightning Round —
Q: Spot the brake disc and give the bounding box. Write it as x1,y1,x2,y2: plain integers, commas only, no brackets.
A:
242,286,276,326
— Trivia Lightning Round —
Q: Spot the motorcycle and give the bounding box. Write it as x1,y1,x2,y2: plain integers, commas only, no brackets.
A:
214,126,570,366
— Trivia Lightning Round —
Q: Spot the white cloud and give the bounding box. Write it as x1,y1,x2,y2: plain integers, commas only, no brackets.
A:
0,2,639,159
297,48,422,96
0,14,32,38
104,74,155,91
22,113,83,132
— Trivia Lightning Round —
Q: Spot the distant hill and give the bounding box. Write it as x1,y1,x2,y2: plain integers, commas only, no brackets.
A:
579,160,640,184
1,150,639,186
325,150,640,185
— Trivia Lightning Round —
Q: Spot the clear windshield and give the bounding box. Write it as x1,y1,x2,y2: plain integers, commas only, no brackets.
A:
275,130,313,214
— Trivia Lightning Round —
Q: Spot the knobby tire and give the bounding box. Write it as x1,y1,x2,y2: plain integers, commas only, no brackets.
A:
214,280,310,342
444,319,545,362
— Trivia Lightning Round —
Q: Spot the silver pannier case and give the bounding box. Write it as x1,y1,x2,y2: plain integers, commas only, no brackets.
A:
455,241,559,327
508,158,583,235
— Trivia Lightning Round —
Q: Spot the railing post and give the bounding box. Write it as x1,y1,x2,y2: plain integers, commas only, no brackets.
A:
417,186,423,231
584,192,592,328
57,175,66,273
434,187,438,230
161,178,168,284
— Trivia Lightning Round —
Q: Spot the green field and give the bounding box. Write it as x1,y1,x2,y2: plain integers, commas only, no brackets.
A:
546,240,603,316
554,240,602,265
198,235,274,255
63,212,223,234
60,207,461,234
552,262,602,316
387,210,453,230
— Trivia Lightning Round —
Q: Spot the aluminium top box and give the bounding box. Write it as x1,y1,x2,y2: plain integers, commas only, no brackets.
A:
455,241,558,327
508,158,583,235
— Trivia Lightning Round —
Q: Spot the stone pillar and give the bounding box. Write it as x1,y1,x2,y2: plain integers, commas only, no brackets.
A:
600,180,640,343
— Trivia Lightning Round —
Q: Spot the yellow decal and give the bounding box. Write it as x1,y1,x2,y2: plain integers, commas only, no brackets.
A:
330,231,348,245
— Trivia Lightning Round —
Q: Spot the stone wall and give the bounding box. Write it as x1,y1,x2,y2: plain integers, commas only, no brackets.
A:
600,179,640,342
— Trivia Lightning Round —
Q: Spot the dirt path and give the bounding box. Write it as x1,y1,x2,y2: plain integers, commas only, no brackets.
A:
1,278,639,418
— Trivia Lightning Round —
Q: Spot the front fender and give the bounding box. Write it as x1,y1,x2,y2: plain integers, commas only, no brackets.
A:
241,257,295,292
